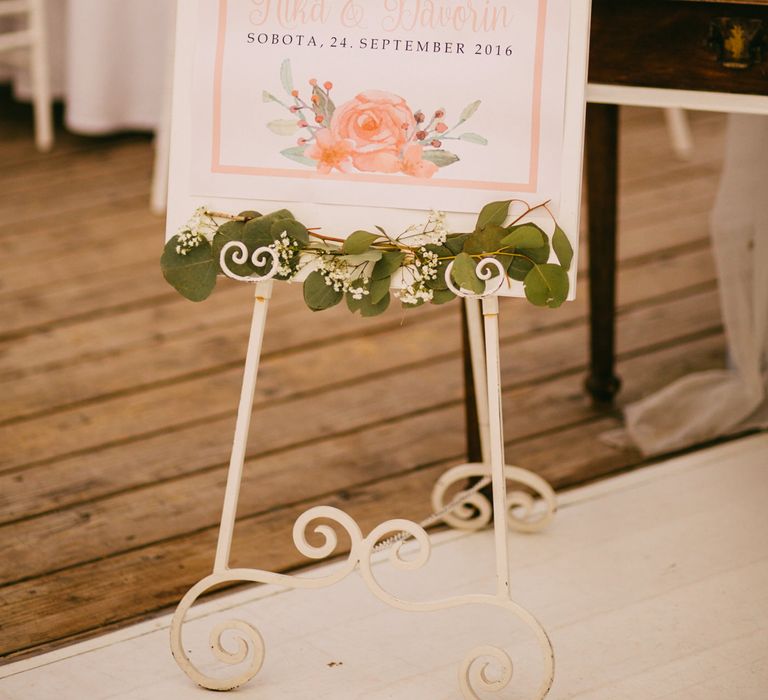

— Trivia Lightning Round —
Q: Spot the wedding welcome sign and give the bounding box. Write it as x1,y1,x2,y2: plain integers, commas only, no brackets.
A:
165,0,591,307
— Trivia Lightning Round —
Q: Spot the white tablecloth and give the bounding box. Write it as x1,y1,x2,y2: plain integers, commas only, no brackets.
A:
4,0,174,134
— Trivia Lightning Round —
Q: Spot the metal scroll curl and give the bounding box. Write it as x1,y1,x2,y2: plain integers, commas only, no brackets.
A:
445,256,507,299
219,240,280,283
431,463,558,534
171,505,554,698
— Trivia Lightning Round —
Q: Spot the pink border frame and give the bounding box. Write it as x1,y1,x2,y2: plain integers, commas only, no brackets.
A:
211,0,548,192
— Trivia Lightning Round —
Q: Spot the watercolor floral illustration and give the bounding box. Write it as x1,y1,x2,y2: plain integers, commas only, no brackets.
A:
262,59,487,179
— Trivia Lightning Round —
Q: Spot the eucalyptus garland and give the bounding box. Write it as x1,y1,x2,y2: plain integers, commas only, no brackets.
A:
160,199,573,317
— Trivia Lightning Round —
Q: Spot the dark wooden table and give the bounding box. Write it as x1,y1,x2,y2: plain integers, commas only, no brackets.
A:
463,0,768,459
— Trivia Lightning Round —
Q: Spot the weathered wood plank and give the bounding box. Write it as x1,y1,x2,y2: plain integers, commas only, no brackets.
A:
0,415,640,658
0,330,725,585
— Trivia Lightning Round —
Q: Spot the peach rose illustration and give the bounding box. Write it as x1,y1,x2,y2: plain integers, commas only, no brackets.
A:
267,60,486,178
304,129,356,174
331,90,416,173
400,143,439,179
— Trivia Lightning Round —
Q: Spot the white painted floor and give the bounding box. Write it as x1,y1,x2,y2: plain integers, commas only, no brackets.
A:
2,434,767,699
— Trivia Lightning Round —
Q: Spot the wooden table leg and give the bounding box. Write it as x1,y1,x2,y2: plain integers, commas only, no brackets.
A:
585,102,622,403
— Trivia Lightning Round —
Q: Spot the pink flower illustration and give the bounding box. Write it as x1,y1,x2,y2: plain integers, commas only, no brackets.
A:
304,129,356,174
331,91,416,173
268,60,486,178
400,143,439,179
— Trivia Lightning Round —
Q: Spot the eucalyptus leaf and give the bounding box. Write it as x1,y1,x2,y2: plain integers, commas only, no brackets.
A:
452,252,485,294
501,223,546,250
343,231,380,255
459,100,481,123
431,288,457,305
280,59,293,94
523,264,569,308
272,218,309,245
507,257,534,281
344,251,383,265
369,276,391,304
361,291,391,317
476,200,511,231
346,293,364,313
267,119,300,136
421,149,460,167
458,132,488,145
463,225,507,256
243,216,274,249
281,146,316,167
161,237,217,302
553,225,574,271
238,210,261,220
373,251,405,279
262,90,281,104
303,271,342,311
444,233,469,255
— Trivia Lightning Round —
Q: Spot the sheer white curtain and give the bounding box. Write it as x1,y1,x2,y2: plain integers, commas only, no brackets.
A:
623,114,768,455
3,0,173,134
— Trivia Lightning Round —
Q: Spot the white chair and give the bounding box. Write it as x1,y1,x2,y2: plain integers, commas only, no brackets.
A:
0,0,53,151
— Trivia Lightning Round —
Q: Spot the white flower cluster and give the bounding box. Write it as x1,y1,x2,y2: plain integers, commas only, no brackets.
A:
174,207,219,256
401,210,449,247
398,247,442,306
316,255,370,297
175,230,205,256
184,206,218,242
271,231,302,278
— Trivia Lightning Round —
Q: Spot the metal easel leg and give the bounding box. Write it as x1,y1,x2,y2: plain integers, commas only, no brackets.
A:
171,262,555,697
214,281,273,572
481,296,511,595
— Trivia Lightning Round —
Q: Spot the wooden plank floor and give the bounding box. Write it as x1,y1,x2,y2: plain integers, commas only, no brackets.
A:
4,435,766,699
0,90,732,661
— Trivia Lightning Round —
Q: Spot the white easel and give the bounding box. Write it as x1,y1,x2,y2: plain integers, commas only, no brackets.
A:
170,252,559,699
166,2,592,695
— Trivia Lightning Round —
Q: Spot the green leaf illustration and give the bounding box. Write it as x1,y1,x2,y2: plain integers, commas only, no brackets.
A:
281,146,316,167
459,132,488,145
553,225,574,271
312,85,336,122
452,252,485,294
523,264,570,308
421,149,460,167
342,231,380,255
267,119,300,136
476,200,511,231
280,59,294,94
459,100,481,123
262,90,281,104
303,271,342,311
161,237,217,302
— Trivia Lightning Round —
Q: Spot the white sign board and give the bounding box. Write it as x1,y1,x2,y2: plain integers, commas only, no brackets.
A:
167,0,591,298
